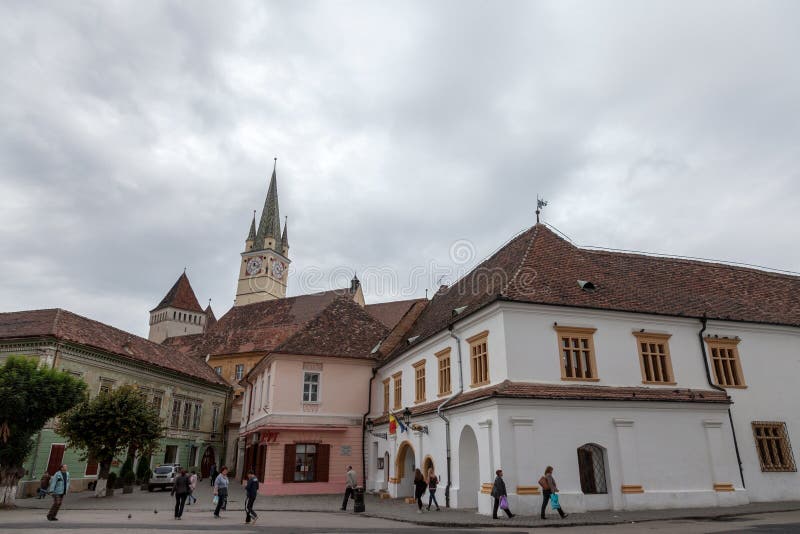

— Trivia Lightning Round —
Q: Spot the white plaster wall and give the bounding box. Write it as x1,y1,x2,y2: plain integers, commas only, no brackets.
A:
371,305,507,420
502,304,711,390
367,398,746,515
706,321,800,502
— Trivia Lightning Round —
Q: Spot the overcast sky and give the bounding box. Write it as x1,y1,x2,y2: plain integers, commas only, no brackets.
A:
2,0,799,338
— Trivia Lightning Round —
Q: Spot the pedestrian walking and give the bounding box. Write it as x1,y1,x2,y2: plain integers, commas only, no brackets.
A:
171,469,190,519
187,470,198,505
426,467,440,511
209,463,217,486
244,470,259,524
539,466,567,519
212,466,229,518
38,471,51,499
340,465,357,511
46,464,70,521
491,468,514,519
413,468,427,514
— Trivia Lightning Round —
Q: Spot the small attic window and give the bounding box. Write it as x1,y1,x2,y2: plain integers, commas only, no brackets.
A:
407,335,420,344
452,305,468,317
577,280,596,292
370,341,382,354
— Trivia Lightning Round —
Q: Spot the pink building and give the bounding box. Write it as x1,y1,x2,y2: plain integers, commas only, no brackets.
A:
239,293,425,495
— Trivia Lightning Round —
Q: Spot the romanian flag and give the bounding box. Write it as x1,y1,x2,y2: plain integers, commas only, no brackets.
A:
388,413,398,435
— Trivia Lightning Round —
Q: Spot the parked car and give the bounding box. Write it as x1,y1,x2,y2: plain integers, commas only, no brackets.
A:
148,464,181,492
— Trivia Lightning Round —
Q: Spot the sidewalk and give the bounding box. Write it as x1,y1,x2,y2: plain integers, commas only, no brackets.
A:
15,483,800,529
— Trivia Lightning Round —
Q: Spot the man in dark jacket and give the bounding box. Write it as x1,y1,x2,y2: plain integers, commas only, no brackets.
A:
171,469,191,519
491,468,514,519
245,470,259,524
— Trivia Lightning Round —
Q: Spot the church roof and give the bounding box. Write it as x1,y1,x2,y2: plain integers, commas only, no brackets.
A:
0,308,227,386
151,272,204,313
280,216,289,250
273,295,389,359
253,162,281,250
204,304,216,329
387,223,800,361
169,289,348,357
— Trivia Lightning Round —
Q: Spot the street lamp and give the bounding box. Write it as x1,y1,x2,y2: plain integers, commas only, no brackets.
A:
365,418,387,440
402,407,428,434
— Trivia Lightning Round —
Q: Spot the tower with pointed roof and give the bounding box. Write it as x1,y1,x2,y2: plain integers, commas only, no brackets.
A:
234,159,292,306
148,272,209,343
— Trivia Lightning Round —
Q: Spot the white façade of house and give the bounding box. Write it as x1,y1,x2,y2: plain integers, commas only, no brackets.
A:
365,225,800,516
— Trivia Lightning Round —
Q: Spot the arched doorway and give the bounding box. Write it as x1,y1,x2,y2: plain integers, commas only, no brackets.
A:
395,441,416,497
577,443,608,494
458,425,479,508
200,446,216,478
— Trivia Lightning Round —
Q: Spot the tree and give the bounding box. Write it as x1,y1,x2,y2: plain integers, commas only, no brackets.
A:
0,356,86,507
57,385,163,497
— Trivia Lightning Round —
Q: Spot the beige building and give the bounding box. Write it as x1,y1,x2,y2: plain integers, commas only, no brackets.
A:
0,308,231,496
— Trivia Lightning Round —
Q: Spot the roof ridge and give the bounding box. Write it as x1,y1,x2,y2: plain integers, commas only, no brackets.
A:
503,225,540,297
584,247,800,281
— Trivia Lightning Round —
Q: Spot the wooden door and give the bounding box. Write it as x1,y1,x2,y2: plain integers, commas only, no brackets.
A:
46,444,65,475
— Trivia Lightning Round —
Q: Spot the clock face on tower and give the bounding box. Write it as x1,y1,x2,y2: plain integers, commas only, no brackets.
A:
246,257,263,275
272,261,285,279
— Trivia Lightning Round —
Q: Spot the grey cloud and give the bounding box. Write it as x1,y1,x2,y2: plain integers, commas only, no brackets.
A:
1,0,799,338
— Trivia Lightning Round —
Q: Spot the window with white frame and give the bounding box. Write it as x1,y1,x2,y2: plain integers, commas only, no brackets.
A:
192,403,202,430
303,372,320,402
235,364,245,381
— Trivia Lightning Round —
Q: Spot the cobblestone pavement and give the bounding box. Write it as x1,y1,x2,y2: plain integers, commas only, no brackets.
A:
13,481,800,530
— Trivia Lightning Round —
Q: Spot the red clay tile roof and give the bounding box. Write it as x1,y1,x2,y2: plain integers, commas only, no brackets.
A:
0,308,227,386
388,224,800,360
370,380,730,423
151,273,204,313
169,289,350,357
274,296,389,358
365,299,427,330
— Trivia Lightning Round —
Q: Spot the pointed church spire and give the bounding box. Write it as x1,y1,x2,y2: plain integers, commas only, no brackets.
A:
246,210,257,243
254,158,281,250
280,215,289,252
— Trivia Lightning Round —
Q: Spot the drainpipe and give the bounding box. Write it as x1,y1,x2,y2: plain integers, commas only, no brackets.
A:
437,326,465,508
699,316,745,488
361,368,378,489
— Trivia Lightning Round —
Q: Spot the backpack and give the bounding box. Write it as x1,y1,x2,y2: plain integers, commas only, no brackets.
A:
539,476,549,491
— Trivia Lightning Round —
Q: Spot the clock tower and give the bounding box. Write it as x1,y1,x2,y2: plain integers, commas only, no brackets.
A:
234,159,291,306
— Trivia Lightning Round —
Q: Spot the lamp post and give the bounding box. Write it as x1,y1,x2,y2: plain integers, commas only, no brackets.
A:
402,407,428,434
366,418,387,440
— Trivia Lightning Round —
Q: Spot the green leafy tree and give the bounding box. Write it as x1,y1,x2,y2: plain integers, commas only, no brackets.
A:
0,356,86,507
57,385,163,497
135,454,152,484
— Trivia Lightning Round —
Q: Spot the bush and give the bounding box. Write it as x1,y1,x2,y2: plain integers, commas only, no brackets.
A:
106,472,118,494
136,456,152,484
120,456,135,486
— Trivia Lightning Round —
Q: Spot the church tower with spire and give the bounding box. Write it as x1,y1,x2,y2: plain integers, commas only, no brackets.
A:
234,159,291,306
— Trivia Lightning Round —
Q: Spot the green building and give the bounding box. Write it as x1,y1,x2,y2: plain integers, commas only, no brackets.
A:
0,308,231,496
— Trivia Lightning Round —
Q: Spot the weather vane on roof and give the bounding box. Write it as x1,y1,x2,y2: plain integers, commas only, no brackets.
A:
536,196,548,223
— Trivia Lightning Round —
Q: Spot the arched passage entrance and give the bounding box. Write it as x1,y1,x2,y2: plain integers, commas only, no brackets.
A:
395,441,416,498
458,425,479,508
200,446,216,479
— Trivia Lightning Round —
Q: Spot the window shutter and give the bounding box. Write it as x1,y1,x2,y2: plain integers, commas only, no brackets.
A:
282,444,296,483
317,444,331,482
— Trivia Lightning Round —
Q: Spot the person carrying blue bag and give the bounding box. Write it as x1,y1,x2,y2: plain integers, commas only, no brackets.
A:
539,466,567,519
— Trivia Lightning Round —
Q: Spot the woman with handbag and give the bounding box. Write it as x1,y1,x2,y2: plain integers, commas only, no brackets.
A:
491,468,514,519
539,466,567,519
